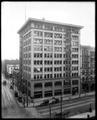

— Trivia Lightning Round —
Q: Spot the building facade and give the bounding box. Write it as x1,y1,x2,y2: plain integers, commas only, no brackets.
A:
80,45,95,93
3,59,19,78
18,18,83,104
7,64,19,75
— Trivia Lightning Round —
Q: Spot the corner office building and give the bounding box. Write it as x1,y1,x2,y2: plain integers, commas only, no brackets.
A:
18,18,83,104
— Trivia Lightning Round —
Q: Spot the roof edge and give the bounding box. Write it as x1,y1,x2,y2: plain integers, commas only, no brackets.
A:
18,18,83,34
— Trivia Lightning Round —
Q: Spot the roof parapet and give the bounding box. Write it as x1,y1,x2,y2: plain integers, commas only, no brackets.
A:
18,17,83,34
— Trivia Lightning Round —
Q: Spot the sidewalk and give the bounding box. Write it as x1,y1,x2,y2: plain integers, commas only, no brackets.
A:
69,110,95,118
16,98,43,118
70,92,95,99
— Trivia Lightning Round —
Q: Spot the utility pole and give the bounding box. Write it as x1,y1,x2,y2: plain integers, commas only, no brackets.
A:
60,94,62,118
60,84,63,119
26,82,28,107
49,103,51,118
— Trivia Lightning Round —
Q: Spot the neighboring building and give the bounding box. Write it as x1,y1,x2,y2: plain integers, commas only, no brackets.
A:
89,47,95,91
3,59,19,78
18,18,83,104
2,60,5,73
7,64,19,75
80,45,95,93
13,69,20,92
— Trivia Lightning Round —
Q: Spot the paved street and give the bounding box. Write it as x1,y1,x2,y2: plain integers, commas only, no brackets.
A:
2,75,33,118
69,110,95,118
1,74,95,118
37,94,95,118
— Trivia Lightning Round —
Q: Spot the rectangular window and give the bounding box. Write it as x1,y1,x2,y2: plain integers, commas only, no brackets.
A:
34,23,43,29
72,35,79,40
34,38,43,44
54,40,62,45
72,48,79,52
54,47,62,52
34,91,42,98
54,33,62,38
44,46,53,51
64,88,71,94
44,91,53,97
54,89,62,96
72,80,78,85
34,67,42,73
72,29,79,34
34,83,42,88
72,60,78,64
72,54,78,58
72,41,79,46
44,39,53,44
72,73,78,77
55,81,62,86
34,45,42,51
54,26,63,32
72,66,78,71
34,31,43,37
45,82,52,87
44,32,53,38
44,24,53,31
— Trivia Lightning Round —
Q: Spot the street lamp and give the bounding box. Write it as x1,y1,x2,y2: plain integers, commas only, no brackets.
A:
61,96,62,118
60,91,63,119
26,82,28,107
49,101,51,119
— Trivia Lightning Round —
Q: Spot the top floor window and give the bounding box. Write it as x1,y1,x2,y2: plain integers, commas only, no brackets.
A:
44,24,53,31
34,23,43,29
54,26,63,32
72,28,79,34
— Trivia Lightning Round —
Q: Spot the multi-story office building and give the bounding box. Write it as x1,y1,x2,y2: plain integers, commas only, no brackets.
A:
80,45,95,93
18,18,83,104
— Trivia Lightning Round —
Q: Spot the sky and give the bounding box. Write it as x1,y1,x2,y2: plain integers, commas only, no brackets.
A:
1,2,95,60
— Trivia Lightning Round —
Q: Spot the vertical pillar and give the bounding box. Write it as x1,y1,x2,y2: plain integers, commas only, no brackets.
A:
26,81,28,107
42,82,44,98
42,26,44,99
52,81,54,97
78,32,81,96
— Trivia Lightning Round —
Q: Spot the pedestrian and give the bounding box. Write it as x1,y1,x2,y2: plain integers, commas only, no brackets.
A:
87,114,90,118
